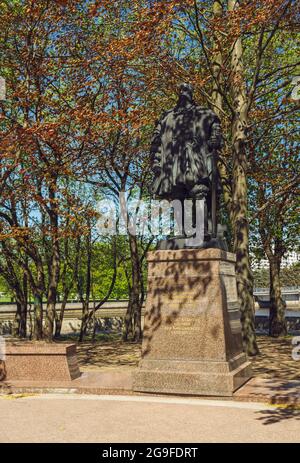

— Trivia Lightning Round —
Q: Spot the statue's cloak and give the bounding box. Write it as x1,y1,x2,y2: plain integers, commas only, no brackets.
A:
150,105,222,199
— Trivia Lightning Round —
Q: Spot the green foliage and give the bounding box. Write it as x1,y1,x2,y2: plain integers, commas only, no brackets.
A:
254,263,300,288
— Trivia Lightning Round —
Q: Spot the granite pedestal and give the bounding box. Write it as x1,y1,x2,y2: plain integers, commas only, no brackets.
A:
133,249,252,396
3,342,81,381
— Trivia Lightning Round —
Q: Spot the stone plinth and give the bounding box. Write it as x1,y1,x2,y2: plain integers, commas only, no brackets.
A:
133,249,252,396
3,342,81,381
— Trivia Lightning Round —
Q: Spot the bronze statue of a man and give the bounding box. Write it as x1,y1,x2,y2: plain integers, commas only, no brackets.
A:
150,83,223,200
150,83,225,248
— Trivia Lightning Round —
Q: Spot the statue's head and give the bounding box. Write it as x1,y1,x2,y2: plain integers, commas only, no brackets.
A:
179,83,194,100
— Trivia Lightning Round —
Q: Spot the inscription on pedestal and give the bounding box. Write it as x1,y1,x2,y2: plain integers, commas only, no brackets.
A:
165,317,201,333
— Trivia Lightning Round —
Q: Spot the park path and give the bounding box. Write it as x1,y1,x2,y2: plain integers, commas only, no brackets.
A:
0,393,299,443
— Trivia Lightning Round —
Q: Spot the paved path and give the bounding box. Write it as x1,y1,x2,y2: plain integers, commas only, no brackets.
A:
0,393,299,443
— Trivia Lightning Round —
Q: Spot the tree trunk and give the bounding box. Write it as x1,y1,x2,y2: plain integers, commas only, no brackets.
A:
257,186,287,338
211,1,224,114
231,141,258,355
12,301,21,337
122,290,133,341
54,297,67,338
0,261,28,338
79,225,92,342
55,226,71,338
79,301,90,342
44,180,60,341
228,0,259,355
269,257,287,337
45,260,59,340
123,235,142,342
20,272,28,338
33,292,43,340
13,297,27,338
209,0,258,354
19,299,27,338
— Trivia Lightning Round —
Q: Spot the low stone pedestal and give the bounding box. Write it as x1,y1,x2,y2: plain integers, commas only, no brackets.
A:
133,249,252,397
3,342,81,381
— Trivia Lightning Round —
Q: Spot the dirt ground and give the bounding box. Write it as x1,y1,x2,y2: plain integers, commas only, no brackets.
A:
75,334,300,380
76,337,141,371
251,335,300,380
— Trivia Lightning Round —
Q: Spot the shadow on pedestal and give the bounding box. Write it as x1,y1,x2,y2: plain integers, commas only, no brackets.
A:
133,248,252,397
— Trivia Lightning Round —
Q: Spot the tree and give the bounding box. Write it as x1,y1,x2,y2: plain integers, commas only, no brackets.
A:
1,0,298,349
168,0,299,353
252,123,299,336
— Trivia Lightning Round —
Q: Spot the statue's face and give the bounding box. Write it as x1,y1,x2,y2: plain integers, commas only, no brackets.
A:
179,83,194,100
